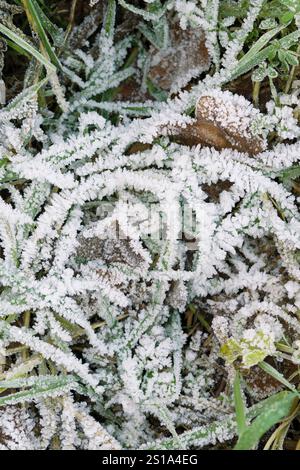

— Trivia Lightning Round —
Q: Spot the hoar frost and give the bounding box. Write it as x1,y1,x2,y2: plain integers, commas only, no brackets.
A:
0,0,299,451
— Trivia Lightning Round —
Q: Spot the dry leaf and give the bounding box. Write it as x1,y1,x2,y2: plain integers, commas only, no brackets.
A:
148,24,210,93
169,91,267,155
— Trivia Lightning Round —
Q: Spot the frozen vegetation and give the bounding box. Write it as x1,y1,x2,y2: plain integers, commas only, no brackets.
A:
0,0,299,450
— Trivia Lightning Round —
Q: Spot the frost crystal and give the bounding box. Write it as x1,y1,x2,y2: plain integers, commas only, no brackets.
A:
0,0,299,451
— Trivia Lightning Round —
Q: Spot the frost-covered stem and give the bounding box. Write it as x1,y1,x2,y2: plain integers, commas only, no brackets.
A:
253,80,261,107
285,42,300,94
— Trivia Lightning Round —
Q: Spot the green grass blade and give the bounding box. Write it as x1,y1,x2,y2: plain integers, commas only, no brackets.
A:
242,24,285,61
0,375,77,406
278,29,300,49
4,38,31,58
119,0,170,21
0,374,75,389
234,371,247,435
0,23,55,71
103,0,116,37
141,391,294,450
29,0,63,45
277,165,300,181
230,44,274,80
25,0,62,70
234,391,297,450
229,24,285,80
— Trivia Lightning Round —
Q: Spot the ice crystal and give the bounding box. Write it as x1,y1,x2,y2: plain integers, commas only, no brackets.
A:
0,0,299,451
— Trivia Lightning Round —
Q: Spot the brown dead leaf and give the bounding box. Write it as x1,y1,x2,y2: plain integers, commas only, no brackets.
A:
125,142,153,155
244,365,282,399
244,359,298,399
169,93,266,155
148,24,210,93
196,95,265,155
116,78,150,103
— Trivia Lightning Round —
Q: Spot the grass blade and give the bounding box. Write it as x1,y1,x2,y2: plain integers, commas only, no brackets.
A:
23,0,62,70
242,24,285,62
234,371,247,435
0,374,75,389
103,0,116,37
229,24,285,80
141,390,295,450
277,165,300,181
0,23,55,71
279,29,300,49
29,0,63,46
0,375,77,406
0,78,48,115
234,391,297,450
119,0,170,21
230,44,274,80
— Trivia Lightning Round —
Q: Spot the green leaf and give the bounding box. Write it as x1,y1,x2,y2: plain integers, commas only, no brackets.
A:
0,157,9,169
280,0,300,13
220,338,242,363
146,77,167,102
29,0,64,46
230,24,286,80
119,0,170,21
284,51,298,66
277,165,300,181
0,374,77,406
280,11,294,23
252,65,267,82
242,349,267,367
259,18,278,29
267,66,278,78
234,391,297,450
0,23,55,71
268,46,277,61
25,0,62,70
234,371,247,435
279,30,300,49
103,0,116,37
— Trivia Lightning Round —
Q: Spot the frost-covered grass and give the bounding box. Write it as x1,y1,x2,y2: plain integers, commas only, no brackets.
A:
0,0,299,450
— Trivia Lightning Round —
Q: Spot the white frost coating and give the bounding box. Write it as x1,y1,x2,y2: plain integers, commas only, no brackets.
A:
0,0,299,451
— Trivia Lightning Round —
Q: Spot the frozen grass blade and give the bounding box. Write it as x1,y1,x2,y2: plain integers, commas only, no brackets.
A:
0,0,299,451
230,24,285,80
119,0,170,21
142,391,297,450
0,375,77,406
0,23,55,71
28,0,64,46
234,391,297,450
103,0,116,37
233,371,247,435
2,78,48,112
277,165,300,181
23,0,62,70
